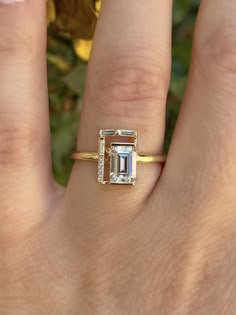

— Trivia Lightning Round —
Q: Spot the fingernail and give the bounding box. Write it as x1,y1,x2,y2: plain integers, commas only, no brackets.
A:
0,0,24,3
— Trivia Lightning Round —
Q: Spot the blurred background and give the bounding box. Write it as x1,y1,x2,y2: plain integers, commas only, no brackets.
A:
47,0,200,186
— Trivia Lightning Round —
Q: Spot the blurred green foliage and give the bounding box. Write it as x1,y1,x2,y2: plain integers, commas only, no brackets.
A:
47,0,200,186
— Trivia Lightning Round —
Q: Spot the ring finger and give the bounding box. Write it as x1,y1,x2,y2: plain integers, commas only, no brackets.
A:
68,0,173,220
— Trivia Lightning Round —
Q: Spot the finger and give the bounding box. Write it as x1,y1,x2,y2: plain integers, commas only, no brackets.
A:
163,1,236,192
68,0,172,213
0,1,53,237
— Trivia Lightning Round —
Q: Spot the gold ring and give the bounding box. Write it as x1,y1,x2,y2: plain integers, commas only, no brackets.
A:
72,129,167,186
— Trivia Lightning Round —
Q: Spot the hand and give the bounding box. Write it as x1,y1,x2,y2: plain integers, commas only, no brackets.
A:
0,1,236,314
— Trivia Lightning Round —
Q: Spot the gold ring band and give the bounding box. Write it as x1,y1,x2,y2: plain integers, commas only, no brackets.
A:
72,152,167,163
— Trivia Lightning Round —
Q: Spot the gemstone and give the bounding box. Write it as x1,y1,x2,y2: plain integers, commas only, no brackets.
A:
98,139,105,155
109,144,136,185
117,130,137,137
98,156,104,182
100,129,116,137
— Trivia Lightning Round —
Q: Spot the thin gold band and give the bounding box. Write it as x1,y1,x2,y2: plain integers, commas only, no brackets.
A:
72,152,167,163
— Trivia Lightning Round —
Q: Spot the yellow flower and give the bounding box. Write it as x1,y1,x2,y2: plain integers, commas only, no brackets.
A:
47,0,56,25
47,0,102,61
74,39,93,62
95,0,101,13
73,0,101,61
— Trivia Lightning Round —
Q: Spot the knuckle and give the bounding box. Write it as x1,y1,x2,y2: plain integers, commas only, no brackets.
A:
99,65,169,103
0,120,40,167
0,27,33,59
87,56,170,119
195,28,236,75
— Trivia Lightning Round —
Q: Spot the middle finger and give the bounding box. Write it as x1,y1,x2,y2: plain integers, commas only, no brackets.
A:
69,0,173,213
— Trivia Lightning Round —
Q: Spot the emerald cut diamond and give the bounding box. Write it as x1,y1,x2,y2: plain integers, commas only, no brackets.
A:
109,144,136,185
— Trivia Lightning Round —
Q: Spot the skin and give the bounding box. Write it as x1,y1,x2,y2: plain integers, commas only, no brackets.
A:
0,0,236,314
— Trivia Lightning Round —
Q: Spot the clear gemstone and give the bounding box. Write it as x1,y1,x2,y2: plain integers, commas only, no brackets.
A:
98,156,104,182
100,129,137,138
117,130,137,137
100,130,116,137
98,139,105,155
109,144,136,185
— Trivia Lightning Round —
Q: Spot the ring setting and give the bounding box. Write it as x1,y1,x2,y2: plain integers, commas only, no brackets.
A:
72,129,166,186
